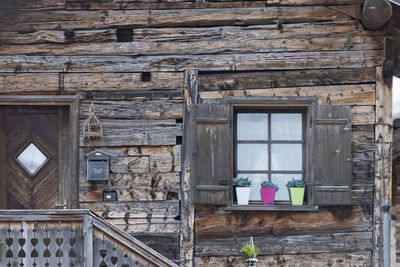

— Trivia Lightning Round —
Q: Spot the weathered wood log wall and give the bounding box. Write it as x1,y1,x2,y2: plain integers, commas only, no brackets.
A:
0,0,389,266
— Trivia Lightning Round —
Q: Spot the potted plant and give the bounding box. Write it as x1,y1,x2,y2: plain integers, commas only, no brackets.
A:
240,237,259,267
260,180,279,205
286,178,306,205
233,177,251,205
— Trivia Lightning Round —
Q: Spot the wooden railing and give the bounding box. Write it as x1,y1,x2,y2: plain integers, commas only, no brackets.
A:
0,210,178,267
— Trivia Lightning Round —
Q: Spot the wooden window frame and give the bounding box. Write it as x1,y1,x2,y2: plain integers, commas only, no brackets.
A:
0,95,80,209
225,96,318,211
233,108,307,204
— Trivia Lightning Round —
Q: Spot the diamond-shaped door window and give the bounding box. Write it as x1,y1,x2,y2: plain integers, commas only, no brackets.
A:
16,142,48,176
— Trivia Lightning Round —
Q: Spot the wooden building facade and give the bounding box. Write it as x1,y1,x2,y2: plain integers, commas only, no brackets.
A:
0,0,398,266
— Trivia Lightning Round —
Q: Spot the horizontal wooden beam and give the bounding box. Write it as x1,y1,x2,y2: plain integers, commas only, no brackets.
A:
0,35,383,56
0,21,384,46
0,6,352,32
66,0,364,10
195,231,372,256
0,51,382,72
199,84,376,105
199,68,376,91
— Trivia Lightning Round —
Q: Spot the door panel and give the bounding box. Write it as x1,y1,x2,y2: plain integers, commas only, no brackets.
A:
2,107,61,209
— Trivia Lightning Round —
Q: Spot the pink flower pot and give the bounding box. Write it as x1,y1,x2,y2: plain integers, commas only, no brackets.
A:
261,187,276,205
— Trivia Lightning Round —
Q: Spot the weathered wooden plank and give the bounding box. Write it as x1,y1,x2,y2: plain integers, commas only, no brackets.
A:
351,105,375,125
195,231,372,256
373,67,393,266
352,184,374,204
79,119,182,146
0,30,116,45
0,73,60,92
1,21,383,46
64,72,183,92
80,200,179,219
0,7,352,32
134,234,180,264
194,251,371,267
329,4,361,19
180,69,198,267
0,51,382,73
101,218,180,234
79,172,180,202
0,35,383,56
0,0,66,10
200,84,376,105
78,145,181,174
352,124,375,143
79,89,183,100
195,205,372,240
66,0,364,10
199,68,376,91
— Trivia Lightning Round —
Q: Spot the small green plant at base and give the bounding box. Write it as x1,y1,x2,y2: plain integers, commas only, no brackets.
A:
240,242,260,262
233,177,251,187
260,180,279,191
286,178,306,188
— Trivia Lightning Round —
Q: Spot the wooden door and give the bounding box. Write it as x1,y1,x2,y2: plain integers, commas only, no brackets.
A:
0,107,67,209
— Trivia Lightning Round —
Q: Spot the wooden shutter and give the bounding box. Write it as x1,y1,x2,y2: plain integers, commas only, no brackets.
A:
192,104,231,205
312,105,352,205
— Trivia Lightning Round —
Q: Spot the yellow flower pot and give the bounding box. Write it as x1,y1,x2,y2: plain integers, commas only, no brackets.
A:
289,187,305,205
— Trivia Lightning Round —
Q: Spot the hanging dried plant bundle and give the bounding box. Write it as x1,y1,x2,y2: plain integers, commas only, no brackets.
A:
83,103,103,141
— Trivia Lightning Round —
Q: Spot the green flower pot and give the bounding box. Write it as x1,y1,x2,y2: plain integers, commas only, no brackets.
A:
289,187,305,205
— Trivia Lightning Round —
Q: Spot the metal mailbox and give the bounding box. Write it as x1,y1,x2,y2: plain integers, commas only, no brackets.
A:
87,150,110,181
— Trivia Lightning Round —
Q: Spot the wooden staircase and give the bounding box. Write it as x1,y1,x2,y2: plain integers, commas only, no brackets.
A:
0,210,179,267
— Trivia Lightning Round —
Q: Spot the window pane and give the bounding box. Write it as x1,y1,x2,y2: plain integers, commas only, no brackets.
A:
17,142,48,176
237,113,268,140
237,174,267,201
237,144,268,170
272,174,303,201
271,113,302,140
271,144,302,170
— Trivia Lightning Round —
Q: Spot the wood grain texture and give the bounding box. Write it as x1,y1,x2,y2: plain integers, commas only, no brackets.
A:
195,231,372,256
1,21,382,46
194,251,371,267
312,105,352,205
200,84,376,105
5,107,60,209
180,70,198,267
195,205,372,239
0,7,351,32
79,171,180,202
64,72,183,91
0,29,117,45
0,51,382,73
66,0,364,10
199,68,376,91
79,119,182,146
0,73,60,92
373,67,393,266
193,104,231,205
0,0,66,10
0,34,383,56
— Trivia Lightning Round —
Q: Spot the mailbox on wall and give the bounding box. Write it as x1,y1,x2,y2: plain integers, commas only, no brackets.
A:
87,150,110,181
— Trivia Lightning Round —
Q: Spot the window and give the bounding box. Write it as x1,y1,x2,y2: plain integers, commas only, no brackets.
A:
234,109,306,203
191,97,352,209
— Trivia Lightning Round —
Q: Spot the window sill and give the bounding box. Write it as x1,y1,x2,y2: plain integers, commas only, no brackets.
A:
224,204,319,211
